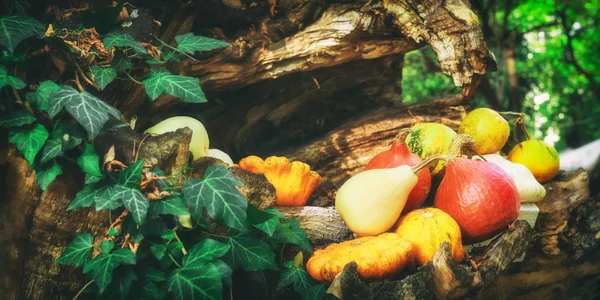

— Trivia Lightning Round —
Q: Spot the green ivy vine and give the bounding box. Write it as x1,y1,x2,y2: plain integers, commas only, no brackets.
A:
0,11,331,300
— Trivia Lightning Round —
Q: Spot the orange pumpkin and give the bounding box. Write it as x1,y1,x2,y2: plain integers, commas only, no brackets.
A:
238,155,321,206
394,208,464,266
306,233,413,282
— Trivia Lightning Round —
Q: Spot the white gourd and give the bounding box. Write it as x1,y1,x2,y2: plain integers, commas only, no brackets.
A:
145,116,209,160
475,154,546,202
207,149,234,166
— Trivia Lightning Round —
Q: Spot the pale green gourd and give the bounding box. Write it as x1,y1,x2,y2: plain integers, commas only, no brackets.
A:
145,116,209,160
335,155,446,236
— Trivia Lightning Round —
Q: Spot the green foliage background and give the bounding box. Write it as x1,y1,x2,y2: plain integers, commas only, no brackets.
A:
402,0,599,152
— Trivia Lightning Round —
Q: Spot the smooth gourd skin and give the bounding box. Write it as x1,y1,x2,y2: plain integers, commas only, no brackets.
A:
458,108,510,154
476,154,546,202
507,140,560,183
145,116,209,160
365,141,432,213
335,165,418,236
306,233,413,282
394,208,464,266
434,158,520,243
406,123,456,176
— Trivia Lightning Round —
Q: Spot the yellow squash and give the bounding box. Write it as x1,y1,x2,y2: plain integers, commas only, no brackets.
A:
306,233,413,282
507,140,560,183
394,208,464,266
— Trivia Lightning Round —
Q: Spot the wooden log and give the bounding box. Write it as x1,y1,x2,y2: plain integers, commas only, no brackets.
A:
277,206,354,248
535,169,590,257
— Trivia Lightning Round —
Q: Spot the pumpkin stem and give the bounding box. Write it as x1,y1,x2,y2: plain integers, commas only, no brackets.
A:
393,128,412,145
411,154,449,174
448,134,487,161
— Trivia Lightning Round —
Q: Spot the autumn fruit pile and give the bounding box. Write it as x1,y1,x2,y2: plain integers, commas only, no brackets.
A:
313,108,559,282
149,111,559,285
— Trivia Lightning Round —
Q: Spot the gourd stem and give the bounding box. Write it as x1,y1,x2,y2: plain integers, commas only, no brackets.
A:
448,134,476,157
447,134,487,161
411,154,449,174
393,128,412,145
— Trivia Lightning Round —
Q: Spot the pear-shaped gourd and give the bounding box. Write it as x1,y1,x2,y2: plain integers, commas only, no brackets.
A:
335,155,445,236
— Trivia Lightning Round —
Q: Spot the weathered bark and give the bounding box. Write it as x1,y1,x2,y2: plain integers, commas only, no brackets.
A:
535,169,590,257
277,206,354,248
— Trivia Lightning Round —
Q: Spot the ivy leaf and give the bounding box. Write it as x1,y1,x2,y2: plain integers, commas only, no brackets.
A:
101,240,115,253
112,184,149,224
36,160,62,190
95,185,122,211
182,165,248,231
277,265,315,296
175,33,230,55
142,70,207,103
108,228,120,238
48,85,121,138
0,65,26,90
224,232,278,271
301,284,335,300
99,269,138,300
0,16,45,52
51,119,84,150
90,66,117,90
85,174,103,184
26,80,61,111
140,217,168,236
151,244,167,260
67,182,111,211
112,51,132,71
0,109,35,127
141,281,167,300
78,142,102,176
161,230,175,242
56,232,94,267
83,248,136,292
167,262,222,300
149,195,189,217
271,219,312,253
183,239,231,268
103,33,146,55
114,159,144,188
144,267,166,282
0,50,26,63
40,138,63,164
9,123,49,165
247,205,283,237
213,259,233,286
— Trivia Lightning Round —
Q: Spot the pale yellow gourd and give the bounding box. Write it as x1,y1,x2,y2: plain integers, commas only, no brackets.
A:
145,116,209,160
335,155,445,236
475,154,546,202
